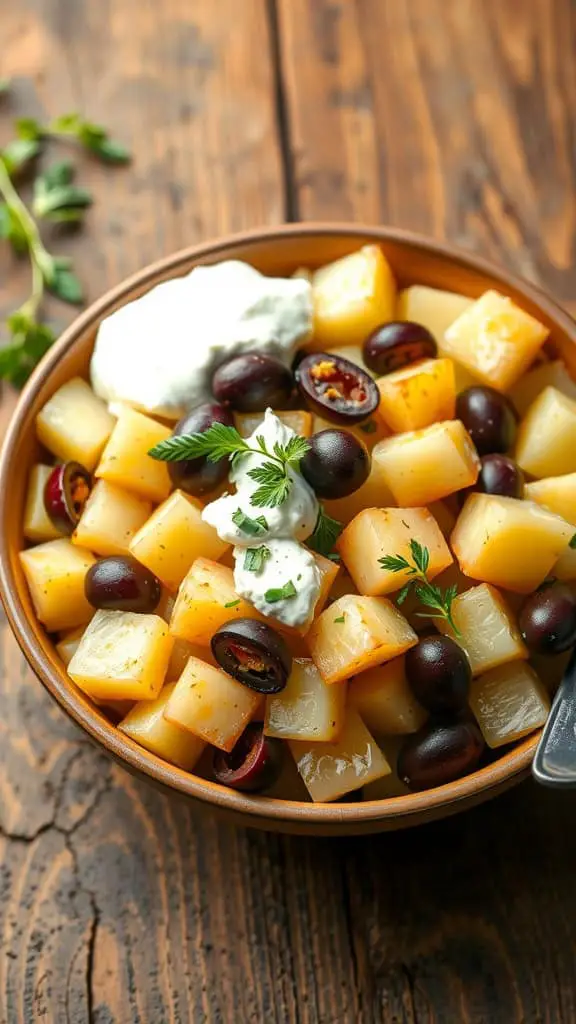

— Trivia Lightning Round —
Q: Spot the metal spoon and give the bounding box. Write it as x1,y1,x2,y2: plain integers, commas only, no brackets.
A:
532,647,576,787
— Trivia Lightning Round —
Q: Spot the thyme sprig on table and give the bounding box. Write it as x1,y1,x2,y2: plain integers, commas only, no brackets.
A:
380,539,461,636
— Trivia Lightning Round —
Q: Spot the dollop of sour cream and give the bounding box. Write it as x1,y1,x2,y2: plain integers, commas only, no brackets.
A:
202,410,322,627
90,261,312,419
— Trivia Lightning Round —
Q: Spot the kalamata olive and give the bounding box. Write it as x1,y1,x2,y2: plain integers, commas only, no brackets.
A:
300,429,370,499
212,353,294,413
362,321,437,375
519,583,576,654
474,454,524,498
85,555,162,613
295,352,380,425
212,722,284,792
456,386,517,455
398,719,485,791
44,461,91,535
211,618,292,693
168,402,235,496
405,636,471,714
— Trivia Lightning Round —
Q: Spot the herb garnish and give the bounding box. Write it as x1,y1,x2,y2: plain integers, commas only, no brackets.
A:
224,599,241,609
379,539,461,636
231,509,269,536
244,546,271,573
308,506,343,557
264,580,297,603
334,614,345,624
149,423,311,509
570,533,576,549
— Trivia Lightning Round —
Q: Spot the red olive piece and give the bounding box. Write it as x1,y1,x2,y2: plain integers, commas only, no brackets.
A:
295,352,380,425
300,429,370,499
519,583,576,654
211,618,292,693
398,719,485,791
85,555,162,613
212,353,294,413
362,321,437,375
456,386,517,455
168,402,235,497
44,461,92,535
212,723,284,792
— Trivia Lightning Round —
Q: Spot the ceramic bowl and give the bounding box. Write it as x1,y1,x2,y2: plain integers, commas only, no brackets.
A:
2,224,574,835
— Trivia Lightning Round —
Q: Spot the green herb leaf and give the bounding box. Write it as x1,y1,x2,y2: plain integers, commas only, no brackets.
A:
48,267,84,304
0,315,55,386
248,462,291,508
281,435,311,465
224,599,241,609
334,614,345,623
40,160,75,189
264,580,297,603
231,509,269,536
410,539,429,575
395,583,412,606
308,506,343,556
570,533,576,549
15,117,43,142
48,113,131,164
243,546,271,573
382,542,461,636
148,423,249,463
1,138,41,176
379,553,411,573
0,202,28,254
33,181,92,219
88,136,131,164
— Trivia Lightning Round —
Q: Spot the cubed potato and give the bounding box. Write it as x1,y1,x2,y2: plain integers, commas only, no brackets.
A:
553,544,576,581
442,290,549,391
437,583,527,675
129,490,229,591
348,657,427,735
169,557,262,646
313,412,389,453
96,407,172,502
165,655,260,751
525,473,576,526
337,507,452,596
55,625,85,667
118,683,206,770
326,344,377,377
326,570,358,604
469,662,550,748
309,245,396,349
19,539,96,632
72,480,151,557
509,360,576,417
23,464,63,543
235,410,313,438
307,594,417,685
515,387,576,478
36,377,115,472
372,420,480,506
451,494,573,593
264,658,347,742
376,358,456,433
427,500,457,539
68,609,173,702
396,284,473,347
398,559,474,631
289,708,391,801
166,638,217,680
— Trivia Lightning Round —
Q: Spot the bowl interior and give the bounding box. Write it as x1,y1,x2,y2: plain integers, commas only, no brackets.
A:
2,224,575,834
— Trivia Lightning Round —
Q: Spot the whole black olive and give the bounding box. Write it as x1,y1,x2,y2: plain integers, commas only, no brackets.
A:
85,555,162,613
398,719,485,791
300,429,370,499
212,353,294,413
519,583,576,655
168,402,235,496
456,387,517,455
405,636,472,714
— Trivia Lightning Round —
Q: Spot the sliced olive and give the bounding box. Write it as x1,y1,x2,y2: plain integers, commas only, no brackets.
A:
85,555,162,613
168,402,235,496
300,429,370,499
212,723,284,792
44,461,91,535
211,618,292,693
295,352,380,425
363,321,437,375
212,352,294,412
398,719,485,791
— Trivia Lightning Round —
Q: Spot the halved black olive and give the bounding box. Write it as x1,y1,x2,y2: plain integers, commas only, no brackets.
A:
44,461,92,534
212,722,284,792
295,352,380,425
211,618,292,693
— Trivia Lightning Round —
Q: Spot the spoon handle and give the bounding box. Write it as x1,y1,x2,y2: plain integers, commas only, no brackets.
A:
532,648,576,787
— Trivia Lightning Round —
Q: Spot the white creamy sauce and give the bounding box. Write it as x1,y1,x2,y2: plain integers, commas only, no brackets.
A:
90,260,313,419
202,409,322,627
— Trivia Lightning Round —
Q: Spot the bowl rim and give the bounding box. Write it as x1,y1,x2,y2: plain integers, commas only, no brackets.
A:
1,220,572,827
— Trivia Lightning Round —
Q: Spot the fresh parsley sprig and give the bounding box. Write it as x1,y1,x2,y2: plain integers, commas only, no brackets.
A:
308,506,343,557
149,423,311,509
379,540,461,636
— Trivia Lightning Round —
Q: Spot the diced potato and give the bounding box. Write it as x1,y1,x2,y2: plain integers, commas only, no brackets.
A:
437,583,527,675
337,507,452,596
166,638,217,680
19,539,96,632
96,407,172,502
348,657,427,735
308,594,417,685
326,344,377,377
118,683,206,770
362,736,410,798
313,412,389,453
68,609,173,702
451,494,573,593
55,625,85,667
509,360,576,417
396,284,473,348
469,662,550,748
428,500,457,539
169,557,262,646
289,708,391,801
442,290,549,391
515,387,576,478
264,658,347,742
36,377,115,472
376,358,456,433
525,473,576,526
235,409,313,438
23,464,63,543
72,480,151,557
130,490,229,591
165,655,260,751
327,570,358,604
372,420,480,506
309,245,396,349
553,544,576,581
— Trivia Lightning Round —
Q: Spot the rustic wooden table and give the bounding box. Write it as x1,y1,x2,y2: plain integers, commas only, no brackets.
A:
2,1,576,1021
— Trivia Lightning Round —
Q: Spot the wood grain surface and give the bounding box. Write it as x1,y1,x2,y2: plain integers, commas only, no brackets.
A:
2,1,576,1021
